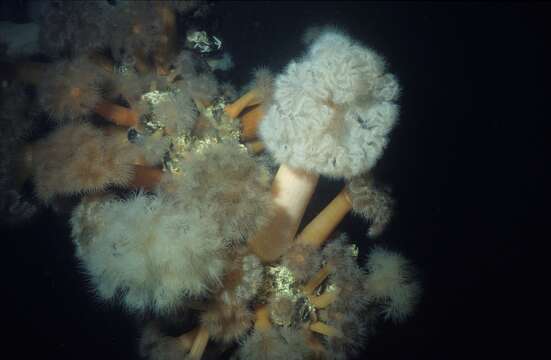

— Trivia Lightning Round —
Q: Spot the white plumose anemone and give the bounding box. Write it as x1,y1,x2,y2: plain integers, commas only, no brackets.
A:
259,29,399,178
71,193,227,315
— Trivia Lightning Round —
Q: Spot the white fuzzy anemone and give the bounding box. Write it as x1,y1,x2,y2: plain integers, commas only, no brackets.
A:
260,30,399,178
71,193,227,315
365,247,421,322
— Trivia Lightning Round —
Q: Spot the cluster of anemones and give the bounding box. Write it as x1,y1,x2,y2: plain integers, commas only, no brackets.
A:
136,28,418,360
1,2,419,358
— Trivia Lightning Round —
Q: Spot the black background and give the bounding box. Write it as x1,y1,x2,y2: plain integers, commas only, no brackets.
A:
1,1,548,359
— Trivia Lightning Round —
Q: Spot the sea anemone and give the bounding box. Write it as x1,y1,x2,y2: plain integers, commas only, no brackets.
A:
20,55,139,127
150,89,198,135
11,3,420,356
140,134,172,167
183,72,220,106
160,142,273,244
293,175,394,251
365,246,421,322
38,56,105,123
249,29,399,263
279,242,322,282
259,29,399,178
30,123,144,203
348,174,395,237
71,192,228,315
321,235,370,313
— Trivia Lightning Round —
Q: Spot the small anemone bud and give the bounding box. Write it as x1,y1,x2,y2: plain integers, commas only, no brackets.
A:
132,129,171,166
280,242,322,282
365,246,421,322
235,254,264,301
219,249,264,305
107,68,148,107
148,90,197,134
268,296,295,327
184,72,219,106
200,302,253,344
321,234,370,313
347,174,395,237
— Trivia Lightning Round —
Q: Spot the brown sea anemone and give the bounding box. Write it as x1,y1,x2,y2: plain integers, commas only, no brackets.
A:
30,123,143,202
38,56,105,122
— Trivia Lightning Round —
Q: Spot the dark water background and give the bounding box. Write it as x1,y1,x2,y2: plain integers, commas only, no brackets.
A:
1,1,548,359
